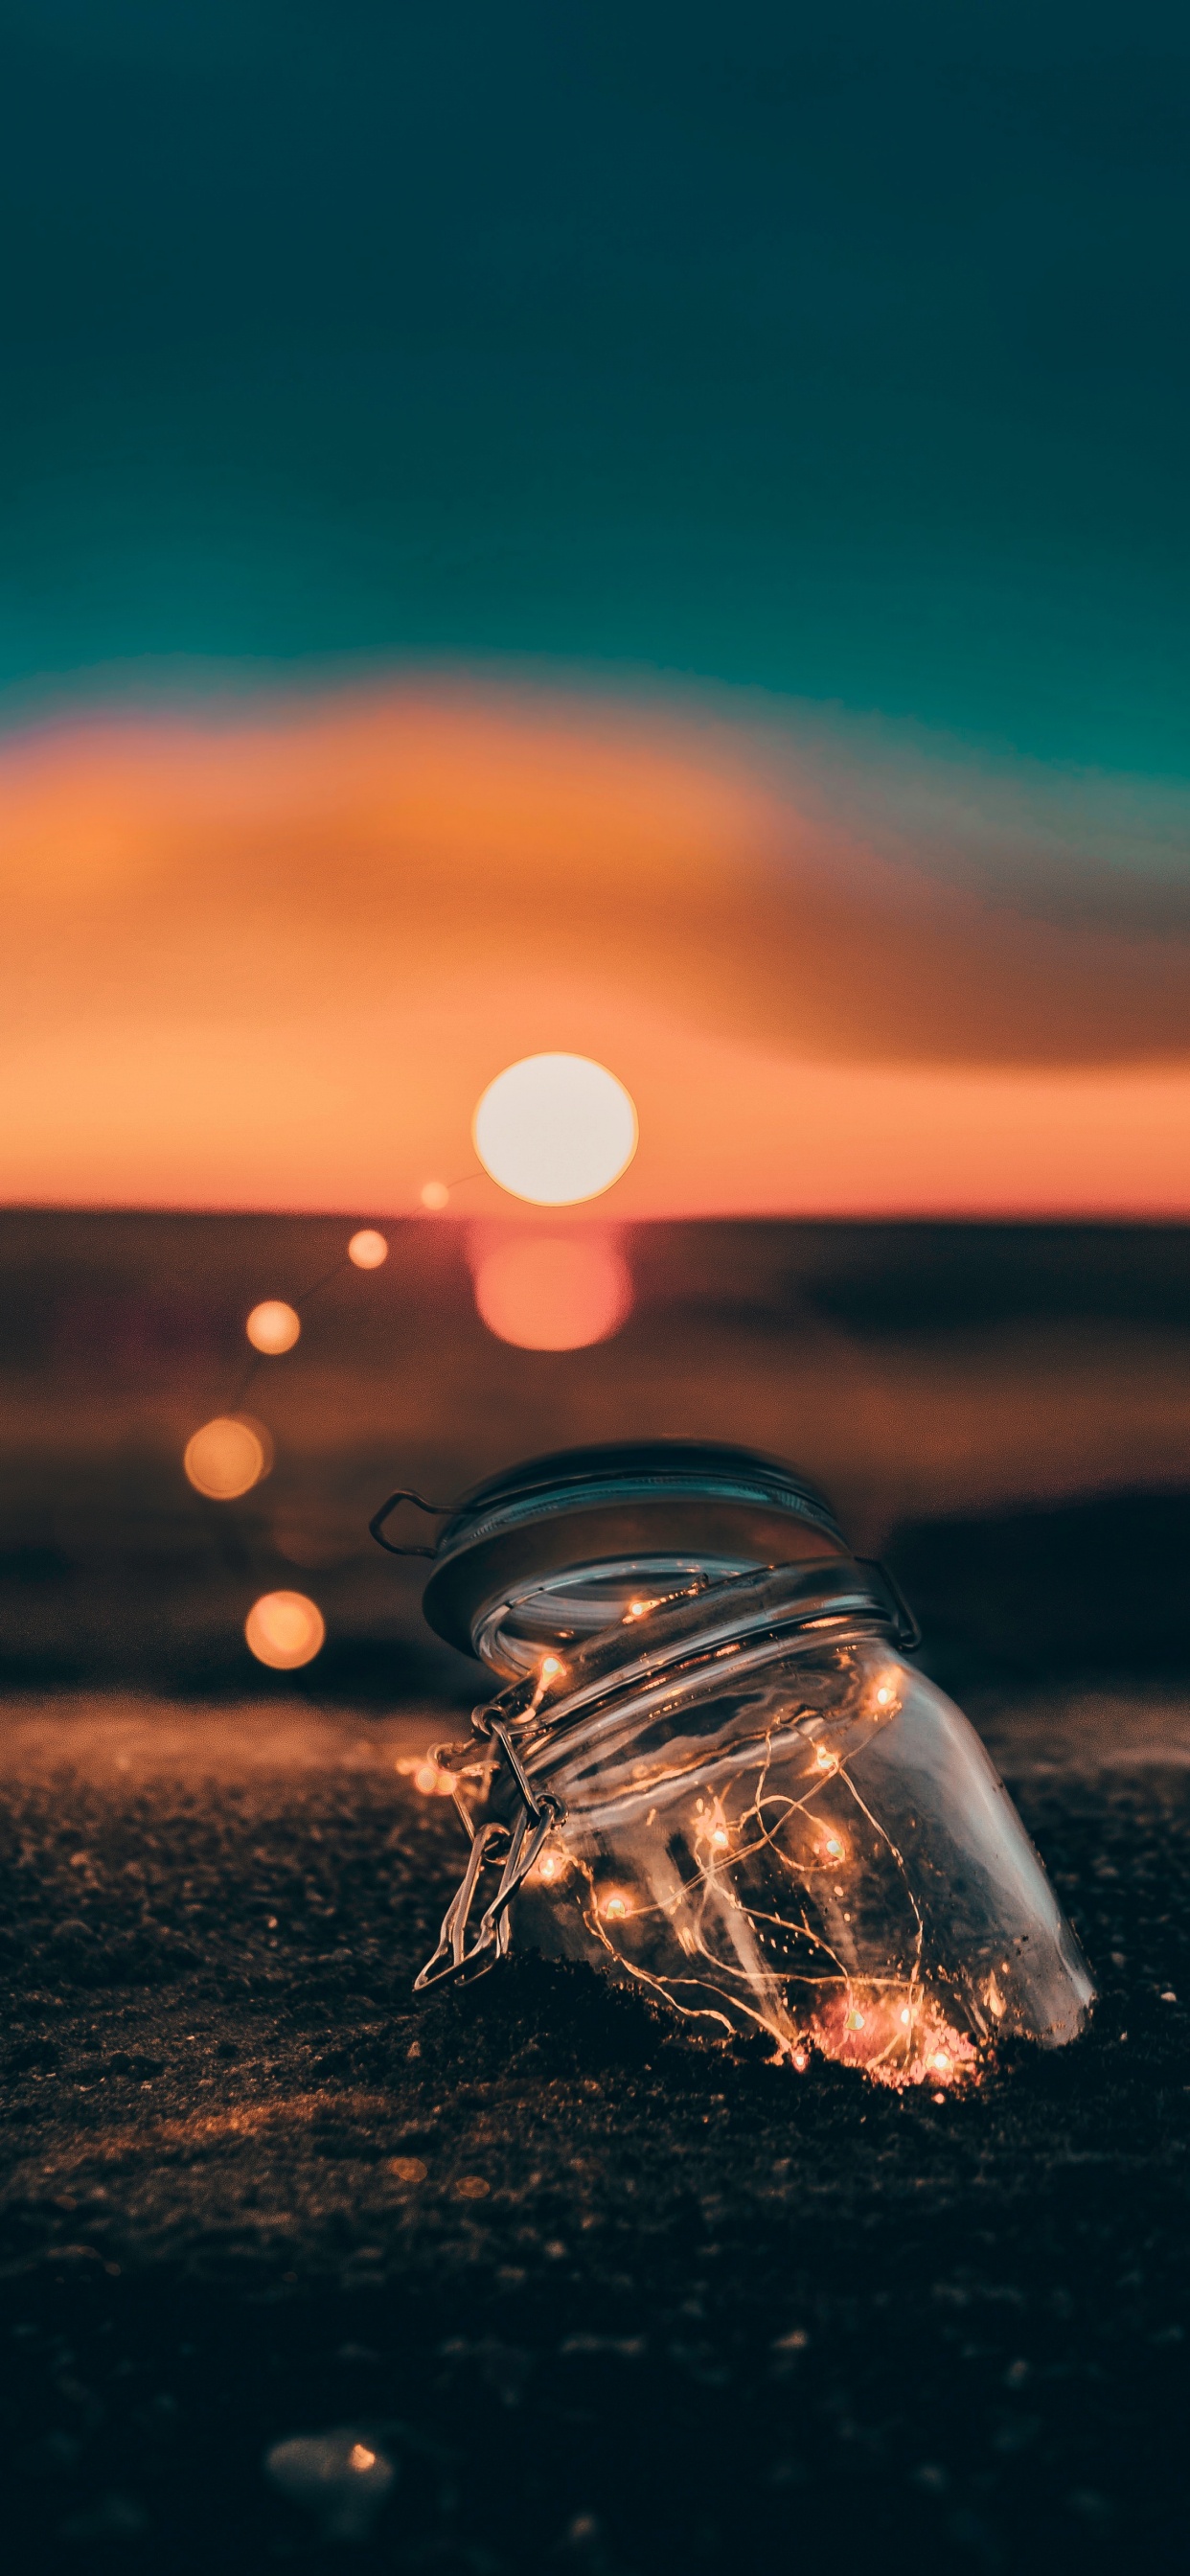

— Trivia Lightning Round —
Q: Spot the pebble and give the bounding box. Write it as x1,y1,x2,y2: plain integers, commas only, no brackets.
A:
264,2428,396,2540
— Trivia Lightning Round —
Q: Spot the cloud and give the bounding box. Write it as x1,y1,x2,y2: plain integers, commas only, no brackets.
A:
1,672,1187,1214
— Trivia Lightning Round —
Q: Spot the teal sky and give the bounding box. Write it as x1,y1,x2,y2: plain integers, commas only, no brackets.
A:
3,0,1189,771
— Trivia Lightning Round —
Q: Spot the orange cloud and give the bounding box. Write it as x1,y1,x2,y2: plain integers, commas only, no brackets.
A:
1,676,1187,1216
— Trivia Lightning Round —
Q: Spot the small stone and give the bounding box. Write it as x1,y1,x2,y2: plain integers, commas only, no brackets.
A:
264,2428,396,2541
454,2174,490,2199
387,2156,427,2185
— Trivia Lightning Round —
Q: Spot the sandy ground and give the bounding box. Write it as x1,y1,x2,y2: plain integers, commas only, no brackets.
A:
1,1686,1188,2575
2,1215,1188,2569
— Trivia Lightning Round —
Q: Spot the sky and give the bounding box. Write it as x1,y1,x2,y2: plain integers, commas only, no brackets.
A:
2,0,1188,1216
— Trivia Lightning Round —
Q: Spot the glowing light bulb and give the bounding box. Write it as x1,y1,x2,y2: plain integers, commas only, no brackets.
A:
825,1835,844,1860
602,1891,629,1920
540,1656,565,1683
847,2009,866,2032
246,1300,300,1355
932,2049,951,2074
348,1229,388,1269
421,1181,450,1211
710,1824,730,1851
473,1054,637,1206
900,2008,912,2027
183,1414,271,1500
396,1754,456,1796
244,1590,325,1669
791,2048,809,2072
815,1745,835,1771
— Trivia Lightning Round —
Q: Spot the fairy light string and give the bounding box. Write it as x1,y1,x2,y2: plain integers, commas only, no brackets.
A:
183,1225,395,1669
179,1047,640,1668
421,1613,990,2091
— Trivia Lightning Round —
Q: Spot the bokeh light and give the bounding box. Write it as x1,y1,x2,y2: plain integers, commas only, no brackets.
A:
183,1414,272,1500
471,1232,632,1349
473,1054,637,1206
246,1299,301,1354
394,1755,457,1798
348,1228,388,1269
420,1181,450,1211
244,1589,326,1669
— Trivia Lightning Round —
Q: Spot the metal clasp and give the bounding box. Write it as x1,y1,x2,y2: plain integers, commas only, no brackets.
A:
856,1556,922,1653
413,1709,565,1993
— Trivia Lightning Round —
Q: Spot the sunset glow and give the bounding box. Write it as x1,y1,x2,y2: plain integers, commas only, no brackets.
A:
0,682,1186,1219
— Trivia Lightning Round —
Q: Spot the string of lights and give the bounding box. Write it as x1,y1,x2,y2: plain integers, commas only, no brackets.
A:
182,1226,397,1670
178,1051,640,1675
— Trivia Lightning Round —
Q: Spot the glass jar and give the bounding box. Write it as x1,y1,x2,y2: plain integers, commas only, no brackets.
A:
376,1441,1094,2088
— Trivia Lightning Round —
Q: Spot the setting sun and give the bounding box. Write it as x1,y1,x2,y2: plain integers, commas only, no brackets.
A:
473,1055,638,1207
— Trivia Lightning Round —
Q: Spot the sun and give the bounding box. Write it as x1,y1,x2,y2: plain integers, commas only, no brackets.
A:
472,1054,637,1206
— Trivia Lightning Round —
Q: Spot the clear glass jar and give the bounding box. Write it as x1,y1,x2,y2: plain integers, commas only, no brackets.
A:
379,1442,1094,2089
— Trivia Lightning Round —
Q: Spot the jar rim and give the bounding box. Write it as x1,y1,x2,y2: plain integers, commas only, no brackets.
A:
492,1555,904,1743
420,1439,848,1661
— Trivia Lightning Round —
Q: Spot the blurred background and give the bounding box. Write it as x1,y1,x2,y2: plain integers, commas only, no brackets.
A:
2,1209,1188,1736
2,1,1188,1736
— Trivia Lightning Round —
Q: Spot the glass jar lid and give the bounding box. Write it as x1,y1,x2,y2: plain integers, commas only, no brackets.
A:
419,1438,850,1671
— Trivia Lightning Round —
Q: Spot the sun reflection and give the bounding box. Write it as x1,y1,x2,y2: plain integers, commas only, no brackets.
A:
244,1589,325,1669
245,1300,301,1354
421,1181,450,1211
470,1231,632,1350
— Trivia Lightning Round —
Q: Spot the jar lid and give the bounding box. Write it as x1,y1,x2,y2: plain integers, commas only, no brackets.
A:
419,1438,848,1659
